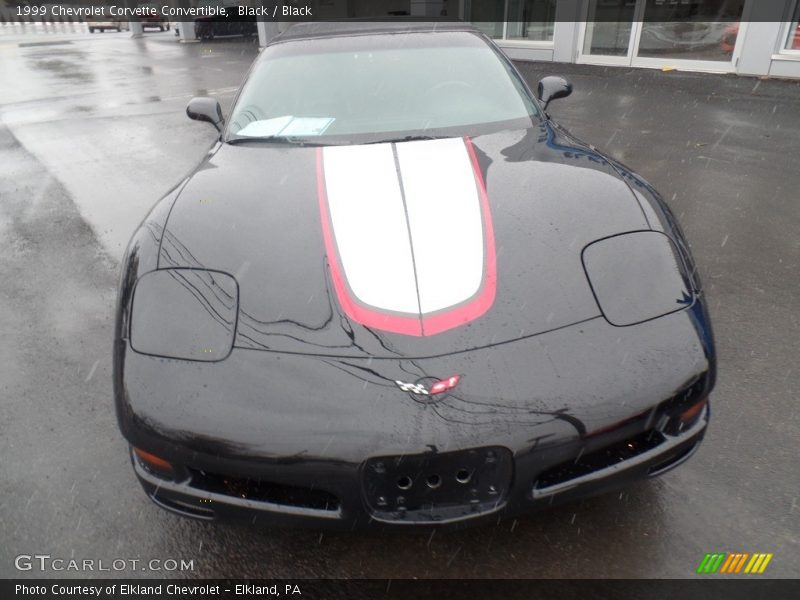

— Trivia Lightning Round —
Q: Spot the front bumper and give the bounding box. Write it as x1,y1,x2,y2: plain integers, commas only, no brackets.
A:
132,404,708,529
117,307,715,530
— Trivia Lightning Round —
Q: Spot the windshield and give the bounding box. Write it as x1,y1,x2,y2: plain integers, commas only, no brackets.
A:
226,31,541,144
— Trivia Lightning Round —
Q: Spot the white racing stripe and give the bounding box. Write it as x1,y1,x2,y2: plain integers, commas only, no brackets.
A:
396,138,485,314
320,138,492,332
322,144,419,314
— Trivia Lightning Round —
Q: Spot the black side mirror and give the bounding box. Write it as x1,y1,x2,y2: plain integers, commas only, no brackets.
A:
537,76,573,111
186,97,224,132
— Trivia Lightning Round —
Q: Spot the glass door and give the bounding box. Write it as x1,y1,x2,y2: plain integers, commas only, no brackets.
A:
634,0,746,71
579,0,642,65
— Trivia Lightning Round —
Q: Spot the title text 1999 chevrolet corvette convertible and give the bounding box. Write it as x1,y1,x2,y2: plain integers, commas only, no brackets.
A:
113,21,715,528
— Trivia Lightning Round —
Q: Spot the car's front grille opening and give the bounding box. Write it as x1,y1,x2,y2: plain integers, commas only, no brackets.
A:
534,430,665,491
187,469,340,512
150,494,215,521
647,442,698,477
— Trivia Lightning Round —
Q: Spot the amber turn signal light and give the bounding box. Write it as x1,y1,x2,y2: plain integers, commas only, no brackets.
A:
133,447,175,479
679,398,707,424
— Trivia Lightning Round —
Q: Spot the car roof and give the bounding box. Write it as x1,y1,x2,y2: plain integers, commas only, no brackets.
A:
270,19,481,45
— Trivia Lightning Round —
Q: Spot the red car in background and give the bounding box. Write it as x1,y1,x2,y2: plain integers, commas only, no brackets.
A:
721,22,800,53
138,2,170,32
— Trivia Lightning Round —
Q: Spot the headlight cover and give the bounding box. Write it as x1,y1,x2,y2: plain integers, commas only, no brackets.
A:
582,231,694,327
130,268,238,361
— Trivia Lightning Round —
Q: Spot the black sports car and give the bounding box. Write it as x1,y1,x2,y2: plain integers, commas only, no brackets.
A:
114,21,715,528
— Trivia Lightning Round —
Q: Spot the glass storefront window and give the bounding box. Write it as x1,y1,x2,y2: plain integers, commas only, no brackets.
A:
583,1,637,57
784,1,800,51
467,0,505,40
505,0,556,41
468,0,556,42
637,0,746,62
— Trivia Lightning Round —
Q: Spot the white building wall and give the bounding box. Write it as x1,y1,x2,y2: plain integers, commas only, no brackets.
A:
738,21,784,75
737,1,800,78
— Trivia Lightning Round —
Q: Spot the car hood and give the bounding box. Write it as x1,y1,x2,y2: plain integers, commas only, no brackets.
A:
159,123,650,358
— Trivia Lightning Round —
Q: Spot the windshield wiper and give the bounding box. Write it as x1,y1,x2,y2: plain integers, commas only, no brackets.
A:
227,134,450,147
365,134,449,145
225,136,329,147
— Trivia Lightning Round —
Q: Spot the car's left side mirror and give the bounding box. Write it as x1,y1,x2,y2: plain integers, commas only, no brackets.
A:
537,76,573,111
186,97,224,132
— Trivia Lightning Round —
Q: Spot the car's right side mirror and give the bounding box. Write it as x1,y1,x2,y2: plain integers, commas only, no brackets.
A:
186,97,224,132
537,76,573,112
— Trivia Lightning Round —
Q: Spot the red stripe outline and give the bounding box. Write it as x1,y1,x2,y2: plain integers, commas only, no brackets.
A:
316,136,497,337
316,148,423,336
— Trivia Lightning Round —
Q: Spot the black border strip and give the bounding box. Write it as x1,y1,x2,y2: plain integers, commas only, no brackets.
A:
1,0,796,24
3,579,800,600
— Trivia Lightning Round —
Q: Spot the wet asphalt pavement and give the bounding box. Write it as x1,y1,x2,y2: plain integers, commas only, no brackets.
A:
0,23,798,579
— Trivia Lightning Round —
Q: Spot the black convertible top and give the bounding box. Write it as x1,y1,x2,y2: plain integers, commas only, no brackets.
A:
270,19,480,45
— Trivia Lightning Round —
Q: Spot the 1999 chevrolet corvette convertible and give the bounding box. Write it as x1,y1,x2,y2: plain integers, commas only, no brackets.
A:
114,21,715,528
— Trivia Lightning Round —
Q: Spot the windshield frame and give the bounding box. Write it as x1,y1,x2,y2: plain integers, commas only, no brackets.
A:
222,29,545,146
